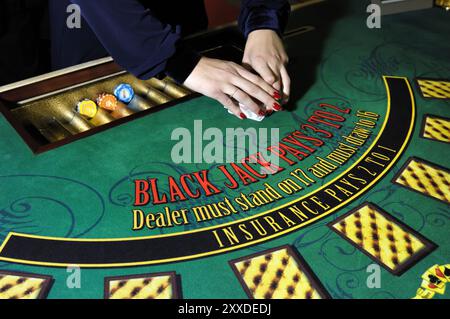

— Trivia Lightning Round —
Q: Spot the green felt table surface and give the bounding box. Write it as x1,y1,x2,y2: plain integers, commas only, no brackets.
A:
0,1,449,299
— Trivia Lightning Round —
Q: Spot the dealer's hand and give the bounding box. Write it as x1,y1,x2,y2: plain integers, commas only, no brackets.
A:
183,57,282,119
243,29,290,104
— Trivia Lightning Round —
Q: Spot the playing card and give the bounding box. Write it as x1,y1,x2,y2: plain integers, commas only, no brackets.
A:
228,104,265,122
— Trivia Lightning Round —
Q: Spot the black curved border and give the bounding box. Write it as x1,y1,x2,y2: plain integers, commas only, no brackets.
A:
0,77,415,268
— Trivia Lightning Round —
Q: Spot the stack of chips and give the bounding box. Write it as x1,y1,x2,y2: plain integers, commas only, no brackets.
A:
57,99,97,132
96,93,119,111
75,98,114,126
114,84,134,104
114,83,154,111
97,93,134,119
76,99,99,119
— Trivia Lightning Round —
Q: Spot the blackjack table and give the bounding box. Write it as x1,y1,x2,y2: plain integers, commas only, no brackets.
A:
0,0,449,300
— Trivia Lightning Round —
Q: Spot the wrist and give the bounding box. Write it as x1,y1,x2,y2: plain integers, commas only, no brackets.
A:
166,47,202,85
247,29,278,39
242,7,285,38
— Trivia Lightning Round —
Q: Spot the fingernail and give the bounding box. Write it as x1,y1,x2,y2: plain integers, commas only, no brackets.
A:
258,110,266,116
240,113,247,119
273,91,281,100
273,103,282,111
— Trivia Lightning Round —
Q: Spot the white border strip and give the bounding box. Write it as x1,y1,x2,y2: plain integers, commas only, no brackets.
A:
0,57,114,94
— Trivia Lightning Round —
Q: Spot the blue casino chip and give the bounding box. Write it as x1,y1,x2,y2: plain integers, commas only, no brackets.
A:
114,83,135,103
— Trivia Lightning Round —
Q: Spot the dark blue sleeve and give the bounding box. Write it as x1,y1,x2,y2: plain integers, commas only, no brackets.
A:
239,0,291,38
71,0,200,82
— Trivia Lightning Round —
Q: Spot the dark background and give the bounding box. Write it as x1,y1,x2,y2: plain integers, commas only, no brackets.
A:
0,0,310,86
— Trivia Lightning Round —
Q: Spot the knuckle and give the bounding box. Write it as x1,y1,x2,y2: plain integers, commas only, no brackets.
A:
266,75,276,83
211,86,222,95
259,80,272,90
212,91,224,101
242,96,253,106
228,75,239,85
283,75,291,85
253,55,266,64
226,61,237,70
223,96,234,107
247,86,258,96
219,68,232,78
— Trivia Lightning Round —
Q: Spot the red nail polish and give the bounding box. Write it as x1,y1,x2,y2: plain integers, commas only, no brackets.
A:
273,103,282,111
273,91,281,100
240,113,247,119
259,110,266,116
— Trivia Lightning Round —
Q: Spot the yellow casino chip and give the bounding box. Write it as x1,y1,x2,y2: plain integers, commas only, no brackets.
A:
76,99,98,118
